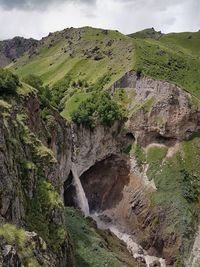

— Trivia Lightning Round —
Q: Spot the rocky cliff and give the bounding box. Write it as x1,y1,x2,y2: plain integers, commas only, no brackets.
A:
0,91,74,266
0,37,38,67
1,68,200,266
110,70,200,144
0,85,134,266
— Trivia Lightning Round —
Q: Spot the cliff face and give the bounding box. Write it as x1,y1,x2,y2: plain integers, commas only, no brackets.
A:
110,70,200,145
76,72,200,266
0,85,132,266
0,94,74,266
71,121,128,177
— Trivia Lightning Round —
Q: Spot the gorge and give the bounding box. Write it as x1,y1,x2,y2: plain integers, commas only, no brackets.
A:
69,154,166,266
1,26,200,267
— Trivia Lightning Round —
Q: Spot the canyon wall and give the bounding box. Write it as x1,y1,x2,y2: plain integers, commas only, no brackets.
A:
1,71,200,266
0,94,74,266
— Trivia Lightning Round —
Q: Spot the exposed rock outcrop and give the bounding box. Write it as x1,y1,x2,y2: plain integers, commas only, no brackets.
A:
110,70,200,146
0,230,63,267
0,37,38,67
71,121,128,177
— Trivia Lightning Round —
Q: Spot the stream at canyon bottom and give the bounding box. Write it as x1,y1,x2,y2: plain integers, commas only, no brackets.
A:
92,213,166,267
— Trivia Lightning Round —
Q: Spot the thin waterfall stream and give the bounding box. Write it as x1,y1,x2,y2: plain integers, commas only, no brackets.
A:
72,166,166,267
71,164,90,216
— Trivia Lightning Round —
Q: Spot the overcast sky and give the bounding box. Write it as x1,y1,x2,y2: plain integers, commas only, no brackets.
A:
0,0,199,40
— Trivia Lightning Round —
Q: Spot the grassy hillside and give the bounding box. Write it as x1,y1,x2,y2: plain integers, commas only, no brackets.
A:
65,208,138,267
8,27,200,119
9,27,134,121
128,27,163,40
160,31,200,57
10,27,134,87
132,31,200,99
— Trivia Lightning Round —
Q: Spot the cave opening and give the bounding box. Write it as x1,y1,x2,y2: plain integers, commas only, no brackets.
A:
80,155,130,214
63,155,131,216
126,132,135,141
154,133,176,146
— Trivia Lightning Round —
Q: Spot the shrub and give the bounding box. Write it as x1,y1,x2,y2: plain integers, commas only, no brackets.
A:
96,92,124,125
23,74,43,91
0,224,37,266
51,75,71,107
0,68,19,95
23,74,52,108
71,91,125,129
180,169,199,203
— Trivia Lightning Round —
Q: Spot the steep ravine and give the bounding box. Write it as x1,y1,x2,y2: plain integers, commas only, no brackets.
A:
65,71,200,266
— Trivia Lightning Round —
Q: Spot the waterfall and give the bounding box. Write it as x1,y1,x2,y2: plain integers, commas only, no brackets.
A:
71,164,90,216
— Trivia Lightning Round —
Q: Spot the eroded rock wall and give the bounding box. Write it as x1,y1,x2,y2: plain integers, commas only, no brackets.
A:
110,70,200,145
71,121,127,177
0,94,74,266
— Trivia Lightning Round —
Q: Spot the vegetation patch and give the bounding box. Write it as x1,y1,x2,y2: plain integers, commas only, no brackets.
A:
36,145,57,162
70,91,125,129
113,88,131,109
0,224,37,266
131,97,155,114
130,144,146,166
0,68,19,95
147,136,200,260
61,91,91,121
26,180,66,251
146,145,168,178
16,82,36,96
0,99,11,109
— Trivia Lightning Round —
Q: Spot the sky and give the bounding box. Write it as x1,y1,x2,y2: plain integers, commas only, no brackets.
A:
0,0,199,40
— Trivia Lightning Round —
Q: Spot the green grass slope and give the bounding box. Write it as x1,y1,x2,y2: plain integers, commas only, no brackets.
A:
65,208,138,267
128,27,163,40
8,27,200,118
130,134,200,263
160,31,200,57
9,27,134,121
132,30,200,99
10,27,134,87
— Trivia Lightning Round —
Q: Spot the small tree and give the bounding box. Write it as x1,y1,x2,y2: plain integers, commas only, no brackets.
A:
23,74,53,109
23,74,43,91
0,68,19,95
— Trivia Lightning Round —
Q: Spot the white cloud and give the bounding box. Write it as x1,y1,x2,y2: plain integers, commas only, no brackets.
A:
0,0,199,40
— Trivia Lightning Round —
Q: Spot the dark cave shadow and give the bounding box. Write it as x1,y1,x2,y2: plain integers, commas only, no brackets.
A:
80,154,130,212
